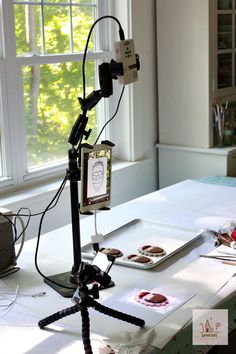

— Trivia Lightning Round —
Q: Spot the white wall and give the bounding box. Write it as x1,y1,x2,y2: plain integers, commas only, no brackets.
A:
158,144,236,188
1,0,158,240
110,0,158,163
156,0,210,148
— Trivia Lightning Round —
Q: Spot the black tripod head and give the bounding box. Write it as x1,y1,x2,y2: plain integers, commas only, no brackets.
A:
76,261,112,289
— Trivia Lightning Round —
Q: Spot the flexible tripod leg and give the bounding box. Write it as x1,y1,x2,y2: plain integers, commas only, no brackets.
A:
38,293,145,354
38,303,80,329
88,297,145,327
38,301,93,354
80,303,93,354
38,297,145,330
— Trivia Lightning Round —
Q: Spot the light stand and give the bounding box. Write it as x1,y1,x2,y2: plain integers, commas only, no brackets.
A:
43,16,140,297
43,58,127,297
44,111,93,297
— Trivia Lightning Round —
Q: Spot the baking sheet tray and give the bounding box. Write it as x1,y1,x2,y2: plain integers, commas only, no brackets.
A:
81,218,203,269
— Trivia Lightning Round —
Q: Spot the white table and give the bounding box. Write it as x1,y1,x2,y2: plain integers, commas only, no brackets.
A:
1,179,236,354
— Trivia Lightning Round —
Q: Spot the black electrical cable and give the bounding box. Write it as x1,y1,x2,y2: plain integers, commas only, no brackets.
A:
5,189,67,219
82,15,125,102
81,16,126,145
0,177,67,264
0,174,69,280
94,85,125,145
33,174,74,288
14,207,31,243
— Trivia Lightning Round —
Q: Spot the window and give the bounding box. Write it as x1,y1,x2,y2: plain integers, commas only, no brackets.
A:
0,0,112,190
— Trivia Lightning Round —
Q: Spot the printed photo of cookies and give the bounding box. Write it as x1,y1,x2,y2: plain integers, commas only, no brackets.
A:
134,290,169,307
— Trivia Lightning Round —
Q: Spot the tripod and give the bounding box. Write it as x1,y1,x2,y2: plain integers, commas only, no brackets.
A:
38,263,145,354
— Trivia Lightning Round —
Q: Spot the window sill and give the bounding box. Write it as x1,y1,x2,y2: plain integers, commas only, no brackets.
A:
0,158,156,239
0,159,141,209
157,143,236,156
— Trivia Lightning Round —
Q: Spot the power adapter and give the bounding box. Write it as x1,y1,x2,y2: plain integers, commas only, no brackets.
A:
91,233,104,253
114,39,138,85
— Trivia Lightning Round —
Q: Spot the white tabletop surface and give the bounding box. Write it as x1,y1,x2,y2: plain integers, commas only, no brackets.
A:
1,179,236,354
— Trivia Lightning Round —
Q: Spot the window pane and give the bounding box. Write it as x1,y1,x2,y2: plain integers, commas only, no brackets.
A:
43,1,69,2
23,62,98,170
217,0,233,10
44,5,71,54
72,0,95,4
14,4,42,56
15,1,94,3
218,52,232,88
43,1,70,3
14,3,96,56
15,0,41,3
218,14,232,50
72,6,95,52
15,1,69,3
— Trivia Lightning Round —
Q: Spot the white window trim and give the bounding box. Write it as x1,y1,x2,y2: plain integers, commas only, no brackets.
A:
0,0,118,192
0,0,158,240
0,0,148,193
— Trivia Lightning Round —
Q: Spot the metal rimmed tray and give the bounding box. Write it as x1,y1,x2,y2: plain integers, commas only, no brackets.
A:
81,219,203,269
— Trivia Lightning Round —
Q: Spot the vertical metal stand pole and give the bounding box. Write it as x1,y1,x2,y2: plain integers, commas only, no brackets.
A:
44,148,82,297
68,148,82,283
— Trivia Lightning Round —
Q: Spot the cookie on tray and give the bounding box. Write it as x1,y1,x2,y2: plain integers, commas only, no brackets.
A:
138,245,166,257
99,247,123,258
123,254,153,265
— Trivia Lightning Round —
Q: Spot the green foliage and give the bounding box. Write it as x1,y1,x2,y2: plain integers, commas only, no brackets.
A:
14,2,98,168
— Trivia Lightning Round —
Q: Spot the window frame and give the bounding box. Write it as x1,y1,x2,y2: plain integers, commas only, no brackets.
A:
0,0,114,192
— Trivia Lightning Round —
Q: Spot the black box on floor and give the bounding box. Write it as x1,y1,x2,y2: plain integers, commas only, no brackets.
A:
0,208,16,272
